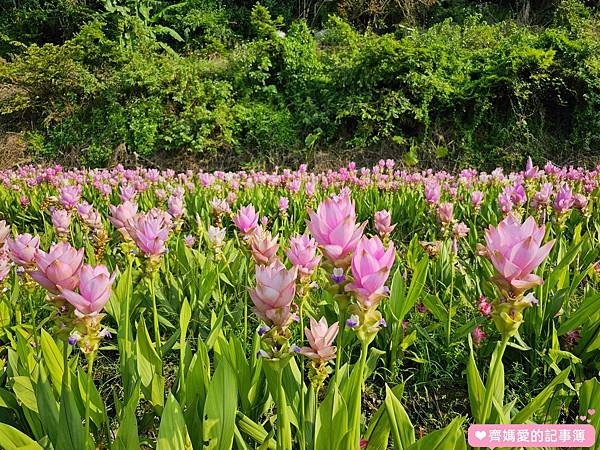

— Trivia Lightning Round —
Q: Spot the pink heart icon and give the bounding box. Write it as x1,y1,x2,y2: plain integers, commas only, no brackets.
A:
579,416,588,421
588,409,596,416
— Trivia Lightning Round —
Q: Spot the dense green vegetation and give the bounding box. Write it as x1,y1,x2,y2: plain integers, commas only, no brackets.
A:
0,0,599,169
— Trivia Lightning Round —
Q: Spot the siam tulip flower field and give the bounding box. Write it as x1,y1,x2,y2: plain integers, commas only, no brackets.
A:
0,158,599,449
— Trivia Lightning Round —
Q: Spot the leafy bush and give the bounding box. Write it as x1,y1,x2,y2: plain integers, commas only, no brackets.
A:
0,0,599,168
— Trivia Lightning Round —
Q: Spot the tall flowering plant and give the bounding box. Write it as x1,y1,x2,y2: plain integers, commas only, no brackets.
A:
476,214,555,424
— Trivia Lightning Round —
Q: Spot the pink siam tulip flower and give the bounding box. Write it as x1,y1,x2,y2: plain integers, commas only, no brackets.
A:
498,191,513,214
436,202,454,225
484,214,555,295
59,185,81,209
119,185,137,202
250,229,279,266
278,196,289,212
207,226,226,250
167,195,185,219
573,193,588,211
531,183,553,209
524,156,538,179
510,183,526,205
233,205,259,236
0,220,10,244
300,317,339,362
424,182,441,205
374,210,396,236
452,222,469,238
286,234,321,280
554,184,574,215
249,260,297,327
471,326,487,347
30,242,84,294
20,195,30,207
58,264,116,316
345,236,395,308
0,256,10,282
183,235,196,247
109,201,138,239
6,233,40,267
130,212,170,257
51,209,72,237
307,192,366,267
471,191,484,209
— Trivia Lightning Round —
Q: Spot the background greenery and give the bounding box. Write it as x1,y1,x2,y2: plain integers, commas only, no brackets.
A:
0,0,599,169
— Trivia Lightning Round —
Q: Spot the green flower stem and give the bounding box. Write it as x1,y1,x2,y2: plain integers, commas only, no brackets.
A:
298,301,306,450
149,271,161,357
275,366,292,450
480,335,510,424
334,307,346,385
84,353,95,449
350,339,369,449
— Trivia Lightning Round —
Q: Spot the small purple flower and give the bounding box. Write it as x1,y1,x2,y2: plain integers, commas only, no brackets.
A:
525,293,539,307
256,349,269,359
331,267,346,284
289,344,301,353
68,331,81,346
258,325,270,337
346,314,359,329
99,329,112,339
416,303,427,313
378,318,387,328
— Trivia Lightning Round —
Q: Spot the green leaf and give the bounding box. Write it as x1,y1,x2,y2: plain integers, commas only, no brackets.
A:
77,367,107,427
56,363,85,450
203,358,237,450
407,416,465,450
40,330,64,394
578,378,600,450
113,382,141,450
12,376,38,413
558,292,600,335
384,384,415,450
466,335,485,423
0,423,43,450
157,393,192,450
136,317,164,412
512,367,571,424
35,368,59,445
315,385,348,450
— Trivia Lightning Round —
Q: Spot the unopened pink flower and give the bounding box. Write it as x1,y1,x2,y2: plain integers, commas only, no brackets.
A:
554,184,574,215
0,220,10,244
51,209,72,237
6,233,40,267
168,195,185,219
278,196,289,212
286,234,321,279
109,201,138,239
436,202,454,225
374,210,396,236
452,222,469,239
249,260,297,327
471,191,484,209
233,205,259,235
250,229,279,266
58,264,116,316
300,317,338,362
345,236,395,308
484,214,555,295
59,185,81,209
30,242,84,294
424,182,441,205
